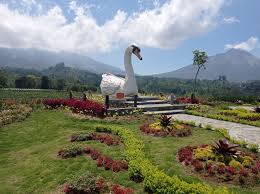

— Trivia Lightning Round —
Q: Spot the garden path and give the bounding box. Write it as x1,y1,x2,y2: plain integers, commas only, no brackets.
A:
170,114,260,147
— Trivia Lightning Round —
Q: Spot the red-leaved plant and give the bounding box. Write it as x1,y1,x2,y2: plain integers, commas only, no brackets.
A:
43,98,106,117
111,184,134,194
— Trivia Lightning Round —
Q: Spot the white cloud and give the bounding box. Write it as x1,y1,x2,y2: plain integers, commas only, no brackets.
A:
223,16,239,24
225,36,259,51
0,0,225,53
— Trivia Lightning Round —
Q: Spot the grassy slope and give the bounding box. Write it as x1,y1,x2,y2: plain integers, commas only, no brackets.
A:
0,110,259,194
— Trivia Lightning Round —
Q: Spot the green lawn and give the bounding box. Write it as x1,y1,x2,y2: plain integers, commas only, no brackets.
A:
0,110,259,194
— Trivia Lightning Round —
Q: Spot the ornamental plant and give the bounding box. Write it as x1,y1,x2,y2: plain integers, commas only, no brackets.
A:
111,184,134,194
159,115,172,128
43,98,106,117
212,139,239,161
63,172,105,194
84,147,128,172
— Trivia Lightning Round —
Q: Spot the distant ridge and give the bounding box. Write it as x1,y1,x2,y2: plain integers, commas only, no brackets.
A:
0,47,123,75
155,49,260,82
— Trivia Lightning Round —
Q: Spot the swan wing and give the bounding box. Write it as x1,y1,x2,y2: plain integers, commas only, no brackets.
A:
100,74,125,95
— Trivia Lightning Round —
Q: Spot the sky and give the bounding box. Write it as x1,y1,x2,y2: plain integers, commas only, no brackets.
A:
0,0,259,75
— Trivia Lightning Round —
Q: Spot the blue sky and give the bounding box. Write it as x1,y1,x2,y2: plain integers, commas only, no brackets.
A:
0,0,259,75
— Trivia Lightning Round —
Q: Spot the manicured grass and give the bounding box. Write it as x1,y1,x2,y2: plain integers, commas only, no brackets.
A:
186,104,260,127
0,110,259,193
0,110,143,194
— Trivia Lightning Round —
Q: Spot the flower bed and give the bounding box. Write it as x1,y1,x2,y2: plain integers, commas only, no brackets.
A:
140,115,192,137
58,145,128,172
43,98,106,117
0,103,32,127
70,133,121,146
63,172,134,194
178,139,260,186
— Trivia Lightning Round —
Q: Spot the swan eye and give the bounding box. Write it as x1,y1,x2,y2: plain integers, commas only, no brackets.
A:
132,45,141,53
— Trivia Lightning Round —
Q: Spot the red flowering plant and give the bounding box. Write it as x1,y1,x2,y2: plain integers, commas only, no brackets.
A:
178,140,260,186
176,97,200,104
90,133,121,146
84,147,128,172
111,184,134,194
43,98,106,117
70,132,121,146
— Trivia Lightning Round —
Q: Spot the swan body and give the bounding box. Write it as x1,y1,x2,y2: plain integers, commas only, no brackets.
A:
100,45,142,96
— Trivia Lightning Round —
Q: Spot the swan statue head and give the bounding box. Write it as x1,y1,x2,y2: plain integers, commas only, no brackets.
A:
131,44,142,60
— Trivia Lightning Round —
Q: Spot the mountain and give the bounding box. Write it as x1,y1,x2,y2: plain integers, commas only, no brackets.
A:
0,47,123,75
42,63,101,86
155,49,260,82
3,63,101,87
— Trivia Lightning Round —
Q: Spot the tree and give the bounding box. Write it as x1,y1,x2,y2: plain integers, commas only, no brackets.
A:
0,70,7,88
192,50,208,95
26,75,37,88
41,76,50,89
56,79,65,90
15,76,27,88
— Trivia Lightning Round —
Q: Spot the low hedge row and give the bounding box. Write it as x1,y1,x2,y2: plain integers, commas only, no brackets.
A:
104,126,230,194
186,110,260,127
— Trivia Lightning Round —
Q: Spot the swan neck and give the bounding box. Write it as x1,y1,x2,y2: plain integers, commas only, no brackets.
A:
124,48,132,68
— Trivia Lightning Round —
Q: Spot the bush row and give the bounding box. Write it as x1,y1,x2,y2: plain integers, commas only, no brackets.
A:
43,98,106,117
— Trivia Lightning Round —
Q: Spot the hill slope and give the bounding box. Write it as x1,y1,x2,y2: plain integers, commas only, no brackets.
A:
0,47,123,75
156,49,260,82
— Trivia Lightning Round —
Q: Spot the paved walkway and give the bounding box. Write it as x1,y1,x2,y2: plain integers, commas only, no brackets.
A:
170,114,260,147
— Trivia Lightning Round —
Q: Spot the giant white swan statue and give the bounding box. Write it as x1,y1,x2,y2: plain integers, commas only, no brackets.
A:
100,44,142,97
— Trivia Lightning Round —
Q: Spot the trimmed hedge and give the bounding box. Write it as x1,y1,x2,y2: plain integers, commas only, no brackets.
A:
104,126,230,194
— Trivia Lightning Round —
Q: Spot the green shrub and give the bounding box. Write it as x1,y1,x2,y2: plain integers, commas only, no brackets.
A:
95,126,112,134
248,144,259,153
229,160,243,170
58,144,83,158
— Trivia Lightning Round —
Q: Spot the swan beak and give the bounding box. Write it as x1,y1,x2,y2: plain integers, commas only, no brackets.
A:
133,49,143,60
134,51,143,60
